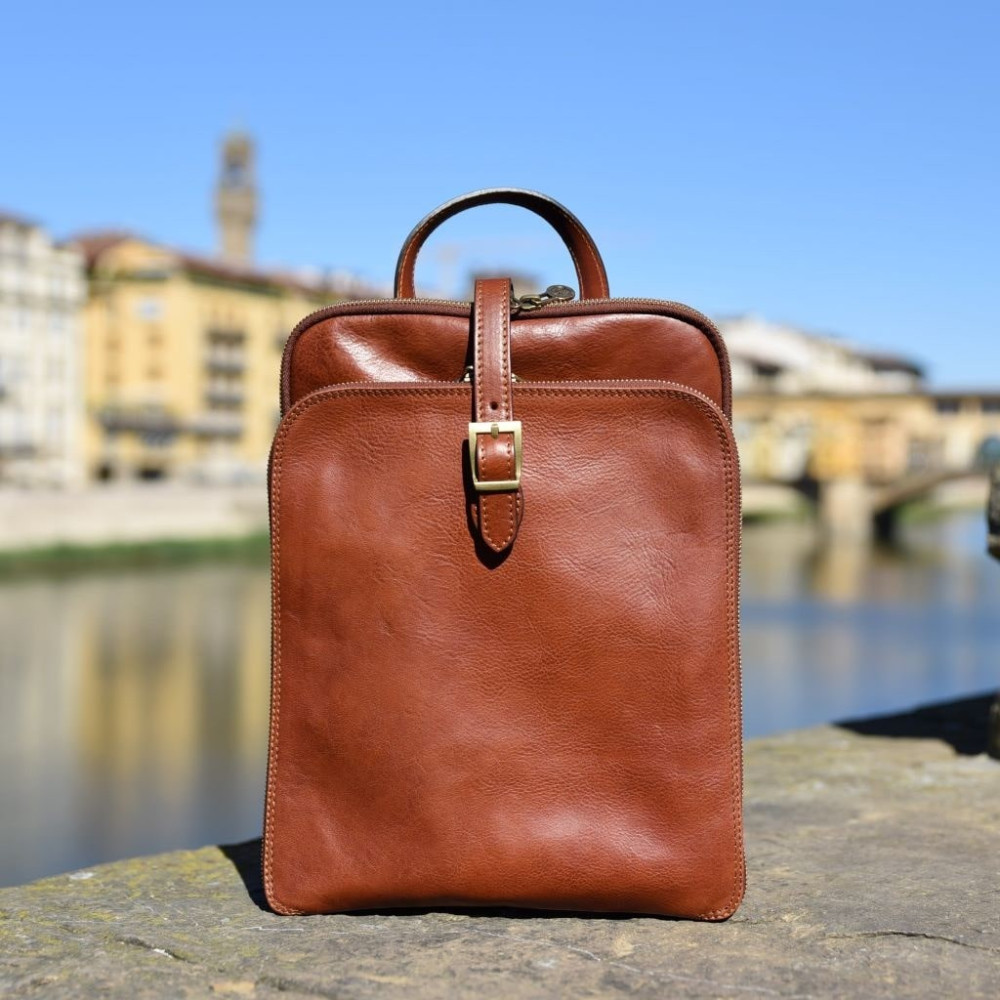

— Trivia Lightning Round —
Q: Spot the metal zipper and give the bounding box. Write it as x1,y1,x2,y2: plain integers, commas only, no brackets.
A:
279,296,732,417
288,374,723,419
456,358,719,409
289,293,719,335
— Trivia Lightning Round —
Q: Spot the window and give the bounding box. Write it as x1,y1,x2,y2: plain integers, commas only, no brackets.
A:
46,407,64,445
135,298,164,321
11,405,29,445
2,354,27,383
934,398,960,414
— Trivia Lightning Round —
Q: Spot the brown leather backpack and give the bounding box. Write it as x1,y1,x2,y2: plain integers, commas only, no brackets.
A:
264,189,744,919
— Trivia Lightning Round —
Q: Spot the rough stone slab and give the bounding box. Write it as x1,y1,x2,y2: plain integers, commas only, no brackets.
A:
1,696,997,999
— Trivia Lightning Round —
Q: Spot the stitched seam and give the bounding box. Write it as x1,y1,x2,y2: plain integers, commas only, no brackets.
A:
475,435,518,551
496,282,516,548
475,281,517,551
502,437,516,546
500,282,510,418
693,401,744,920
263,413,303,915
477,437,493,545
473,283,495,549
268,384,741,917
474,284,485,421
492,436,517,550
280,302,730,418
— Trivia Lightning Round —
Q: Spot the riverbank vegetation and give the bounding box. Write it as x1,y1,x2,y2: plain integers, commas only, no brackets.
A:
0,532,270,579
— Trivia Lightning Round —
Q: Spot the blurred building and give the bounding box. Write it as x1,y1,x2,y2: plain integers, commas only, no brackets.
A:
721,315,924,397
215,132,258,264
720,316,1000,485
75,234,361,482
75,134,376,482
0,212,86,486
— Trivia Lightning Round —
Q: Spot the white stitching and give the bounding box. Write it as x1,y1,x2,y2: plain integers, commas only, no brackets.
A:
267,383,742,917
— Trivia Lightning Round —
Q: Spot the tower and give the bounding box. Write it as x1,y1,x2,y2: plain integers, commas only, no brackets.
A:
215,132,258,264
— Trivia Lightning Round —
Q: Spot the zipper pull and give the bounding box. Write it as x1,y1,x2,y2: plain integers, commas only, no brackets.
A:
511,284,575,313
459,286,574,380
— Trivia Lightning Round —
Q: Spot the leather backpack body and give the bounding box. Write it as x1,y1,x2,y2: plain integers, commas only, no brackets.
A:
264,189,745,919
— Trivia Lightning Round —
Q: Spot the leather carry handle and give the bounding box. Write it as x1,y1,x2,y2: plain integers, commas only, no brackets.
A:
394,188,610,300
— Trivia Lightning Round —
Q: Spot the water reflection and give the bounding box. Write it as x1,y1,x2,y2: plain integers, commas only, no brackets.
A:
0,565,270,887
741,515,999,738
0,514,997,886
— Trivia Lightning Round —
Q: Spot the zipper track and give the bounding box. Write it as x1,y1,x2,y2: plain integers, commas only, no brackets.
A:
279,298,733,419
281,376,726,428
287,296,721,334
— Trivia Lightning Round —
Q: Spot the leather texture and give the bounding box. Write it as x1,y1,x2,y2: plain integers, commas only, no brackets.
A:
470,277,522,552
265,190,744,920
282,304,731,418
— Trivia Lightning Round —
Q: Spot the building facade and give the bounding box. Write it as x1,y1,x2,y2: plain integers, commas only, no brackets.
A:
215,132,258,264
75,131,379,483
731,389,1000,485
77,234,359,482
719,316,1000,485
0,213,86,486
720,315,925,398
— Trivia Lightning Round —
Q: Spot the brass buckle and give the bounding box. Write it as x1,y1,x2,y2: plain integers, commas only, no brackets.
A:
468,420,522,492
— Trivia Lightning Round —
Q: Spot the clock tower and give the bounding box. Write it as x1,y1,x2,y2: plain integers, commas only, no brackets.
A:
215,132,258,263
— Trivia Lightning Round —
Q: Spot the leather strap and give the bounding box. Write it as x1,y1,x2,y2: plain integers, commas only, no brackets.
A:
469,278,523,553
395,188,610,300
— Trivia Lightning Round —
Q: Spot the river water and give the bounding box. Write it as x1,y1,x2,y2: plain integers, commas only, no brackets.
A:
1,512,997,886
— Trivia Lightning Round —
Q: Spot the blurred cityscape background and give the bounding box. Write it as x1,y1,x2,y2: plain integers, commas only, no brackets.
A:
3,132,998,541
1,1,996,889
2,132,996,887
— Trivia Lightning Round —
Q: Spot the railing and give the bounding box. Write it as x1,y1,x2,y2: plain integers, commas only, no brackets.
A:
204,386,245,406
188,412,244,438
98,407,180,435
0,439,36,457
204,354,247,375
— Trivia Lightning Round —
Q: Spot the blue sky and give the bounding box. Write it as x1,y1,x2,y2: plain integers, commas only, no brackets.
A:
2,1,996,385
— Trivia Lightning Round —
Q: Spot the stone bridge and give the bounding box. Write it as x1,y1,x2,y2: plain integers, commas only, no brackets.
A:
742,467,990,541
797,469,986,541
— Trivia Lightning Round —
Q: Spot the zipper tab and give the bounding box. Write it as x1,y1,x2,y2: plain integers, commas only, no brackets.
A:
511,284,575,313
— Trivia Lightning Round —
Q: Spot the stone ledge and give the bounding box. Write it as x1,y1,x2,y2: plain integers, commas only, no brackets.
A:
2,696,997,999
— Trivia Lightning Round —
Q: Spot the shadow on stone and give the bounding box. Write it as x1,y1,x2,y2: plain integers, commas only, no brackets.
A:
218,837,663,921
836,692,995,756
219,839,271,912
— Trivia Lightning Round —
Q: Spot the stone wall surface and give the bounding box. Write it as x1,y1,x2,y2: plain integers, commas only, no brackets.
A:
1,698,997,999
0,484,267,551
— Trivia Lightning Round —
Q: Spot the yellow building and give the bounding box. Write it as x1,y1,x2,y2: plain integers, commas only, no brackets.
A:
76,234,353,481
75,133,377,482
733,390,1000,486
721,317,1000,487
